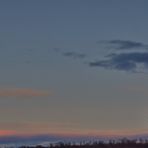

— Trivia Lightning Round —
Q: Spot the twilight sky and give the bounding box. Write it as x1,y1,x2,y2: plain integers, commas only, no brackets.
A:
0,0,148,137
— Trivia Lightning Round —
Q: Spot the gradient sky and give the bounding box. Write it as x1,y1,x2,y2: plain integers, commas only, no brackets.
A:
1,0,148,137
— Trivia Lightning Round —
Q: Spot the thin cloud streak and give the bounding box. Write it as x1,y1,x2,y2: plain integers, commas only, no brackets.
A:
63,52,86,59
97,40,148,50
0,128,147,138
53,48,86,60
0,130,17,137
0,88,50,97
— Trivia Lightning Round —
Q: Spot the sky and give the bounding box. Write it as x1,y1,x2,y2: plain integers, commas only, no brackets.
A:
1,0,148,139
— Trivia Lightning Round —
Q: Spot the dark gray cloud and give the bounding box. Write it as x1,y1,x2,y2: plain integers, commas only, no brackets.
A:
97,40,148,50
92,39,148,72
89,52,148,72
63,52,86,59
52,40,148,73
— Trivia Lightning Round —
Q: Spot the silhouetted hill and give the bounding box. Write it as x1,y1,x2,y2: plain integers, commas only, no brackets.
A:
19,138,148,148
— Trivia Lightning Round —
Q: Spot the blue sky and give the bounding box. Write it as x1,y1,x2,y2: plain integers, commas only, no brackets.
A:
0,0,148,138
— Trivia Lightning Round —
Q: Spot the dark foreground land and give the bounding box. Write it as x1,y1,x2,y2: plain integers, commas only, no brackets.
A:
20,139,148,148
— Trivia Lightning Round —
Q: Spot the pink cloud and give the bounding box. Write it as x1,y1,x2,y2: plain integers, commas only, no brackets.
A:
0,130,17,136
0,88,51,97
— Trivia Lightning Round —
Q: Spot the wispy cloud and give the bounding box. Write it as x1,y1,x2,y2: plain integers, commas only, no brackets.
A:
89,52,148,72
53,48,86,60
0,88,50,97
63,52,86,59
97,40,148,50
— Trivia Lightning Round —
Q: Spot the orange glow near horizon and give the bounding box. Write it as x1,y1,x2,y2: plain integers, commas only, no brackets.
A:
0,130,17,137
0,128,148,138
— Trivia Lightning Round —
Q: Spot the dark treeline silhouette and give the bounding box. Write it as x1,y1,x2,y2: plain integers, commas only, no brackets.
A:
19,138,148,148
